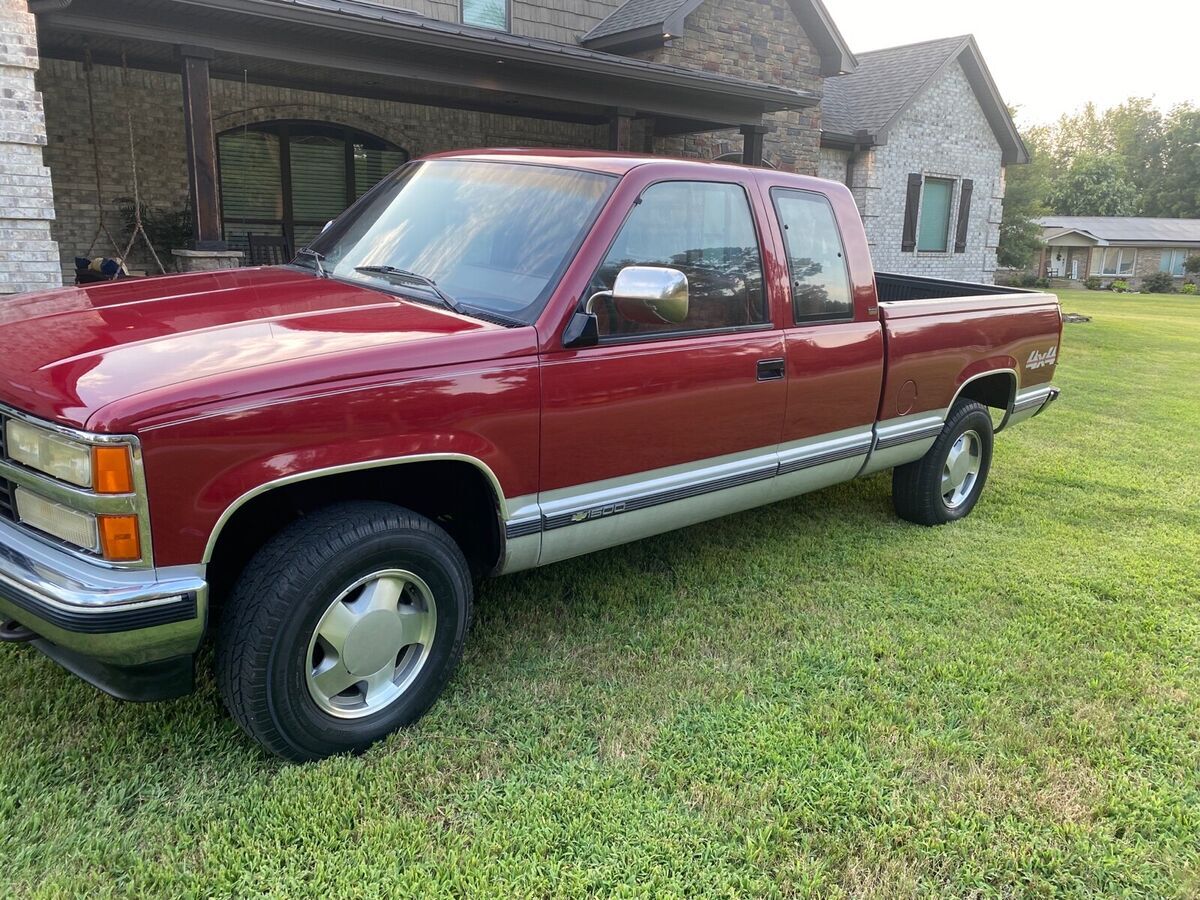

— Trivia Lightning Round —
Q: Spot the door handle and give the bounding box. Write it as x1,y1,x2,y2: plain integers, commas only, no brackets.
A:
756,358,785,382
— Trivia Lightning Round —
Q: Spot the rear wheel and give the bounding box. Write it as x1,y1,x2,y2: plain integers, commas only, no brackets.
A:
893,400,994,526
216,501,472,761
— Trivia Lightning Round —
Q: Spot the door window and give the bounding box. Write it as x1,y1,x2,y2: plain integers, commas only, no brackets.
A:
771,188,853,323
591,181,766,338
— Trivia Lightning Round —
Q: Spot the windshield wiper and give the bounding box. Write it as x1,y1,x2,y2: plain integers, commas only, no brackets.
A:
353,265,465,315
295,246,328,278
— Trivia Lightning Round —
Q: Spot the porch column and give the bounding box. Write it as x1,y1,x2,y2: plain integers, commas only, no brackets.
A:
1,1,61,294
608,108,635,152
740,124,767,167
178,45,223,249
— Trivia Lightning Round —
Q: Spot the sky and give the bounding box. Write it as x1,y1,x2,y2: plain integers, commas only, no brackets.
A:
824,0,1199,127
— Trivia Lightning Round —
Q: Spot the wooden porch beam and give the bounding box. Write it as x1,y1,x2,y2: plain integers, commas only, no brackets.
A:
740,123,768,167
178,45,223,248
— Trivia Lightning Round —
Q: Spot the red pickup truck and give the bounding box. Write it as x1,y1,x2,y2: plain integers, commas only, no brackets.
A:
0,150,1060,760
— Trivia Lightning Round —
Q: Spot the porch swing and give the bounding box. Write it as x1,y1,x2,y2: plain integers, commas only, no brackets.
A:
74,46,167,283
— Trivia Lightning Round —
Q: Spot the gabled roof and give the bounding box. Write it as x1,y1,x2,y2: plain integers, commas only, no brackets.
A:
821,34,1028,165
1039,217,1200,245
581,0,857,76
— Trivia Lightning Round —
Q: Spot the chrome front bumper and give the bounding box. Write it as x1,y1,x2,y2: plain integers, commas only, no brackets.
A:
0,519,206,697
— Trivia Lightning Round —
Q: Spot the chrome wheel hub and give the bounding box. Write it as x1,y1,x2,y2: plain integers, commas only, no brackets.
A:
305,569,437,719
941,429,982,509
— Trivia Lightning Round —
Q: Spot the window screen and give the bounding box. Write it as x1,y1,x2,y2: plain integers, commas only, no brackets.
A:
772,188,853,323
591,181,766,339
917,177,954,252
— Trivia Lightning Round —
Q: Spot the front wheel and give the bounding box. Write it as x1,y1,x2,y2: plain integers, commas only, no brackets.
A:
215,502,472,761
892,400,994,526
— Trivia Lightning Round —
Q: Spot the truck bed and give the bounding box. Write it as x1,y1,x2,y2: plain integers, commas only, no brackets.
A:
875,272,1032,302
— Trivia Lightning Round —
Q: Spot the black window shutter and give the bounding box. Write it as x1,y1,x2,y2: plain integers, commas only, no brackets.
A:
954,179,974,253
902,173,922,252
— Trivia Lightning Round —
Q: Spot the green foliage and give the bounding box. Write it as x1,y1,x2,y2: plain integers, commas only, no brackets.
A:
1181,282,1197,295
1140,271,1176,293
1184,255,1200,276
1022,100,1200,219
997,125,1049,269
1083,275,1102,290
1109,278,1131,292
1047,153,1139,216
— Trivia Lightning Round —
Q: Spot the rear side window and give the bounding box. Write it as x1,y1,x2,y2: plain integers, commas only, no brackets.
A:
771,188,853,324
590,181,767,339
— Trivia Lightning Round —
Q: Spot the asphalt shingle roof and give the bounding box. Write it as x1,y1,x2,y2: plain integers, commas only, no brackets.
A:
820,34,967,136
1040,217,1200,244
583,0,695,42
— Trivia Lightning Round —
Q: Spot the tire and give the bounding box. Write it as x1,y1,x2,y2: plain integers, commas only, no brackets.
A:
892,400,994,526
216,501,472,761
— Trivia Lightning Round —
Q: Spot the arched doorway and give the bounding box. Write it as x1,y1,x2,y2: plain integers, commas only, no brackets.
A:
217,120,409,254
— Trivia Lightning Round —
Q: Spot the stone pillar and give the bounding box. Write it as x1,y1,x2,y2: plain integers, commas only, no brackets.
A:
0,0,61,296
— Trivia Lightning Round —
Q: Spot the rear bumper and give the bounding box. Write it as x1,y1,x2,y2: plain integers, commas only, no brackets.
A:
1004,384,1060,429
0,519,206,700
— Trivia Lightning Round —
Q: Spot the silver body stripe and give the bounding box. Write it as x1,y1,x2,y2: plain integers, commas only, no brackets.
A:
496,384,1058,575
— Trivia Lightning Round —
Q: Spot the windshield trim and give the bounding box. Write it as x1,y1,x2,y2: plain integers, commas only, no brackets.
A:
305,158,620,325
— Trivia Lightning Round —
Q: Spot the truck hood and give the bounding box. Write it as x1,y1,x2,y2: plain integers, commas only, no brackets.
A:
0,267,534,430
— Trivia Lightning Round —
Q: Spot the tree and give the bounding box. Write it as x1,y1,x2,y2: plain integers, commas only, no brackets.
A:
1047,153,1139,216
997,128,1051,268
1144,106,1200,218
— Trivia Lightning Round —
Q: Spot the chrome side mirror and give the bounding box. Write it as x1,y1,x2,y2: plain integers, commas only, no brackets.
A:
608,265,690,325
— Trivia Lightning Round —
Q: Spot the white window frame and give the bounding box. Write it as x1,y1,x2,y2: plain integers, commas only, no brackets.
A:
1159,248,1190,277
1100,247,1137,276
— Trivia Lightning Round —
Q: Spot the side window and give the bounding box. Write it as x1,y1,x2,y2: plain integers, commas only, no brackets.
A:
592,181,767,339
771,188,853,324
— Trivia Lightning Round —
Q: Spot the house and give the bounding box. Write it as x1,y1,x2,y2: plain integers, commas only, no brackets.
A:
0,0,1021,294
817,35,1028,284
1035,216,1200,287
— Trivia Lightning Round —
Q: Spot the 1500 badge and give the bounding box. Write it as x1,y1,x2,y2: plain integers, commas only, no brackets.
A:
1025,347,1058,370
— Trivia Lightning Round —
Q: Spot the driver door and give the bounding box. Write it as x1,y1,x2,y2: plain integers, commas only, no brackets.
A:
537,178,787,565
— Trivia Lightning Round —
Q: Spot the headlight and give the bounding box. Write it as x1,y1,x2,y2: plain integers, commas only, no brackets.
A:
14,487,100,551
6,419,93,487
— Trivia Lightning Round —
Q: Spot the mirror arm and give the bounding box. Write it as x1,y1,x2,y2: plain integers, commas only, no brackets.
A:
584,289,613,314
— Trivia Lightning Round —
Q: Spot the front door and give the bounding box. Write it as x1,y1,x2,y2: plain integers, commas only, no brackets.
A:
538,178,787,565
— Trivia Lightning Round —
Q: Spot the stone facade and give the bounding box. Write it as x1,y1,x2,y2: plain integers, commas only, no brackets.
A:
820,61,1005,282
38,58,606,280
637,0,823,174
0,0,60,295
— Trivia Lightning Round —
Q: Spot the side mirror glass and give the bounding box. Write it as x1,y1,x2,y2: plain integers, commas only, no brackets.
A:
611,266,689,325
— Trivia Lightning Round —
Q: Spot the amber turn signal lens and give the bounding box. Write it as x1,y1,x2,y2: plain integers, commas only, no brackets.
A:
92,446,134,494
98,514,141,561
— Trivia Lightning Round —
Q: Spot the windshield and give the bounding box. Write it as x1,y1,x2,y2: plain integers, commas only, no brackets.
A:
305,159,617,323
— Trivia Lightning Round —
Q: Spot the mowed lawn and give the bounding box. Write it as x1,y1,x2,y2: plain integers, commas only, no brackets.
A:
2,290,1198,897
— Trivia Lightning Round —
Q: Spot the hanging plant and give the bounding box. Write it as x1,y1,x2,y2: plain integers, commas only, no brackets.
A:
116,198,195,254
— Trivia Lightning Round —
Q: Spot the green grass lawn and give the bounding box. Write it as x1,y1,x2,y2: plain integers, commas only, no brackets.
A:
2,290,1198,897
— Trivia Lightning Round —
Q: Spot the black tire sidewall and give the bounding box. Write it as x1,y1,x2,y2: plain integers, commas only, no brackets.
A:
259,514,469,759
928,404,994,522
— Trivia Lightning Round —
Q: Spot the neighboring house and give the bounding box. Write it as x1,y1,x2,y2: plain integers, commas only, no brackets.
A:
817,35,1028,284
1034,216,1200,287
0,0,1020,293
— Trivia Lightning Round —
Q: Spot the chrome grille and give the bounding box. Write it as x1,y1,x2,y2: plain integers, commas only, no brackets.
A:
0,412,14,522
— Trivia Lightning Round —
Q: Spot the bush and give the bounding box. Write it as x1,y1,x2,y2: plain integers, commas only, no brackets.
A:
1014,272,1040,288
1184,255,1200,276
1110,279,1131,293
1083,275,1102,290
1140,272,1176,294
1034,277,1051,289
1182,283,1197,295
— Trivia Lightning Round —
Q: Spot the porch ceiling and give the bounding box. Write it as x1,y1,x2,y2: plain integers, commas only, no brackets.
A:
34,0,818,134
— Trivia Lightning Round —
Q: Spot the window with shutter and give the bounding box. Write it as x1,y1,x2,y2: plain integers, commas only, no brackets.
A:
217,121,409,255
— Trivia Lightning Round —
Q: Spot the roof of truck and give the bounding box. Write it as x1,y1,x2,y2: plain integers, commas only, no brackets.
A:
420,148,755,177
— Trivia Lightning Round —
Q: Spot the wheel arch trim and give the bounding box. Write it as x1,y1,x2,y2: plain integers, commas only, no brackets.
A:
948,367,1018,416
200,453,509,565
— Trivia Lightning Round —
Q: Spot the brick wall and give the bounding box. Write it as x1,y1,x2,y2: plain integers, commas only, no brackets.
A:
636,0,823,175
855,60,1005,282
38,58,606,280
0,0,60,296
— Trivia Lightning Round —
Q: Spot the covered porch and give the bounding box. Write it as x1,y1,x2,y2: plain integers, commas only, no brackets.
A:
31,0,815,277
